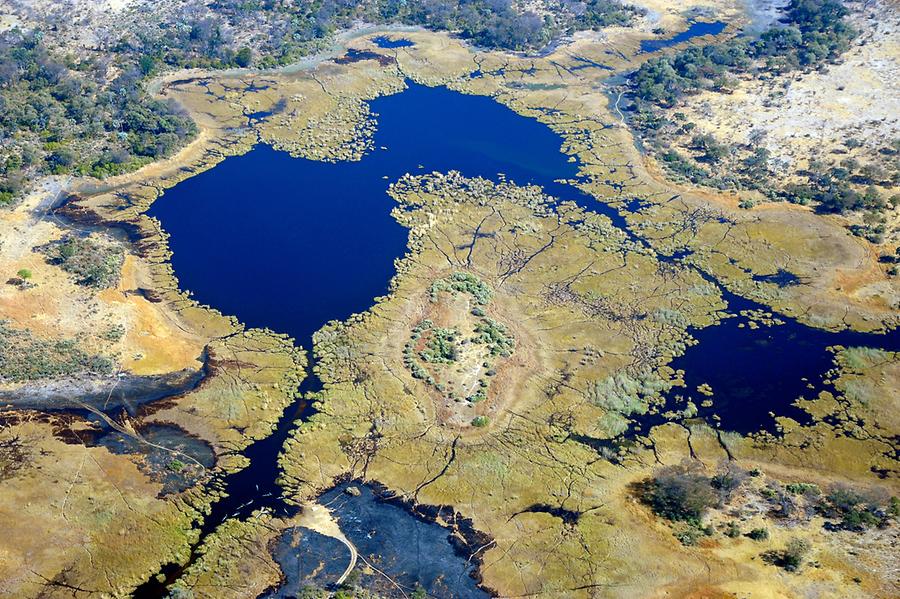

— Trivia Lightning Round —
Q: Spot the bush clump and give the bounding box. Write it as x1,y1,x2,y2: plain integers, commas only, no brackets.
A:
818,484,896,532
472,318,514,357
420,327,459,364
638,463,718,523
763,538,811,572
0,321,114,382
41,235,124,288
746,527,769,541
431,272,493,304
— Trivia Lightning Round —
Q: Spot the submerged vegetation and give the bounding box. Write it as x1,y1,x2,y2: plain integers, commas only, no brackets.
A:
588,370,669,436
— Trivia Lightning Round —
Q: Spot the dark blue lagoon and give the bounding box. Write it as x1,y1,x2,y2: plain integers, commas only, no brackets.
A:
149,82,598,345
372,35,415,48
667,288,900,436
640,21,727,53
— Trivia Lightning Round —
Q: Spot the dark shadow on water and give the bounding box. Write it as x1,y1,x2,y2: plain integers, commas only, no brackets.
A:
99,423,216,495
752,268,801,288
265,527,350,595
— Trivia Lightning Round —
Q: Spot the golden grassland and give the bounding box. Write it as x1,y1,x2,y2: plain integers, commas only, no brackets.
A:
0,21,896,598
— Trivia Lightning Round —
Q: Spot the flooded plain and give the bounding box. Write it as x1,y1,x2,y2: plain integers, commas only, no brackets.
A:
144,82,898,596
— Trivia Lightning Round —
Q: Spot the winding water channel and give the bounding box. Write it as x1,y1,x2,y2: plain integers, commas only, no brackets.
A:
138,82,897,596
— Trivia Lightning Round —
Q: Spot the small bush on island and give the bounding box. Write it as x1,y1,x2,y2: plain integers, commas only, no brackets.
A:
40,235,124,289
472,318,514,357
431,271,493,304
763,538,811,572
471,415,489,427
636,462,718,523
420,327,459,364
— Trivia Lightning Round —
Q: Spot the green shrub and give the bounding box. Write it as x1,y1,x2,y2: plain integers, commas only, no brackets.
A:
473,318,514,357
431,272,493,304
763,538,810,572
819,484,893,531
41,235,124,288
724,521,741,538
639,463,717,523
785,482,820,496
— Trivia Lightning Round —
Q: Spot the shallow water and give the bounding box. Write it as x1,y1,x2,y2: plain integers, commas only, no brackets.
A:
640,21,727,53
100,424,215,495
0,368,203,415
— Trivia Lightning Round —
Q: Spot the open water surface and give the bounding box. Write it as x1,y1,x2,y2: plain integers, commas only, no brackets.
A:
640,20,727,53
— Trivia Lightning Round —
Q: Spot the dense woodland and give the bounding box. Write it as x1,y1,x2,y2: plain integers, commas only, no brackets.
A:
631,0,857,107
0,31,197,205
124,0,641,70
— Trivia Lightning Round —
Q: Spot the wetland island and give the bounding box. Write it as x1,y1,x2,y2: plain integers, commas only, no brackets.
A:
0,0,898,597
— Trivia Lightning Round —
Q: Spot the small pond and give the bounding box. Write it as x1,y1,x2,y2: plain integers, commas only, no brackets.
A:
640,21,727,53
372,36,415,48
